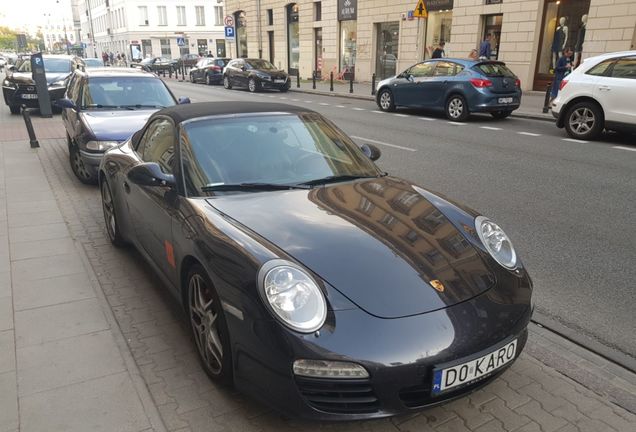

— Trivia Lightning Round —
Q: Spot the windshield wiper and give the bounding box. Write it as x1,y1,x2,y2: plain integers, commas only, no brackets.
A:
298,174,380,187
84,104,120,109
201,182,311,192
121,104,166,109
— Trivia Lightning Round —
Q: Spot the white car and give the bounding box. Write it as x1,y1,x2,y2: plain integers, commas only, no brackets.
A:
551,51,636,140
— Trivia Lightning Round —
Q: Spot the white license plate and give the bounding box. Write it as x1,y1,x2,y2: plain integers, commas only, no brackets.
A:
21,94,38,99
498,97,513,104
274,79,286,84
432,339,517,394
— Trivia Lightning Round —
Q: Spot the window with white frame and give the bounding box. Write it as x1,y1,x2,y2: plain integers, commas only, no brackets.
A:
214,6,223,26
158,6,167,26
177,6,186,26
138,6,148,26
196,6,205,26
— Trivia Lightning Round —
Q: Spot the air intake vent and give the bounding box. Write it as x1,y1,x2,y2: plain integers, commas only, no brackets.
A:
296,377,379,414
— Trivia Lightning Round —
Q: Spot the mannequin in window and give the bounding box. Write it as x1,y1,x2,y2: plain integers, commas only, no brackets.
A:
551,17,568,70
573,14,587,69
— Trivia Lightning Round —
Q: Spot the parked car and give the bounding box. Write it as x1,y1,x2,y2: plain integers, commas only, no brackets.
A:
57,67,189,184
98,101,532,420
551,51,636,140
189,58,231,85
179,53,201,68
0,56,6,69
376,59,522,121
131,57,177,74
2,54,84,114
84,57,105,68
223,58,290,92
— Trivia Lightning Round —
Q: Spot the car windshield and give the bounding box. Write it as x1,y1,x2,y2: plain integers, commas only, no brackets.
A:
17,58,71,73
84,58,103,68
140,58,152,64
181,113,381,196
247,59,276,70
81,77,176,109
475,62,516,78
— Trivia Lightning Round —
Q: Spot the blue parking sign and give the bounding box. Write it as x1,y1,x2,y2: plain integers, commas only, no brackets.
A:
224,26,235,41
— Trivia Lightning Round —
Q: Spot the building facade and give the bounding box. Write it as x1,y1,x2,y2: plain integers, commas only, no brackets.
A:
224,0,636,90
77,0,226,60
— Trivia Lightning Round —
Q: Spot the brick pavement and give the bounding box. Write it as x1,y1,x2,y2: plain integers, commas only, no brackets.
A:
19,135,633,432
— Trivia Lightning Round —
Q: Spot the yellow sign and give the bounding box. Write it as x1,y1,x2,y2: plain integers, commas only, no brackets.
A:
413,0,428,18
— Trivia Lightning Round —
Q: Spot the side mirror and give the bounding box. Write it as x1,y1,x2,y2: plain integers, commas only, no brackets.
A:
360,144,381,161
55,98,76,110
240,65,246,71
178,97,191,104
127,162,176,188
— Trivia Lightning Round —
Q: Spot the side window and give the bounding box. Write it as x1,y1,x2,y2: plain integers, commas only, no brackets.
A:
66,74,80,100
408,62,435,78
141,119,176,174
180,129,212,196
586,60,614,76
433,62,455,77
610,58,636,79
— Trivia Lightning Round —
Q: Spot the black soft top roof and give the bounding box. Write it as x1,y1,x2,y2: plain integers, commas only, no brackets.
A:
153,102,311,125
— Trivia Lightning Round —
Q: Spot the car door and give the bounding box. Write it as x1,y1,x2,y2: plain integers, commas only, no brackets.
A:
595,56,636,125
235,59,249,87
424,61,456,106
192,59,204,80
393,62,436,107
127,117,178,283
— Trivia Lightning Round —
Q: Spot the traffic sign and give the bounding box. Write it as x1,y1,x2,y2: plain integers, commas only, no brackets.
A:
224,26,235,41
224,15,234,27
413,0,428,18
176,37,186,47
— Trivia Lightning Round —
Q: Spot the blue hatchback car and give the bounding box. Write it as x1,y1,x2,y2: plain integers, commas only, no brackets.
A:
58,68,189,184
375,59,522,121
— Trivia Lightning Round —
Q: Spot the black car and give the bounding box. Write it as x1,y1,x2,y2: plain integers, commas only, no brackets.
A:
57,67,185,184
223,58,290,92
2,54,84,114
189,58,231,85
131,57,176,73
98,102,532,420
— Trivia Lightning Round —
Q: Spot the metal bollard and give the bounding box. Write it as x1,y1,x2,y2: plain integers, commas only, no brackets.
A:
297,72,300,88
162,68,166,77
542,82,552,113
349,73,354,93
312,71,316,89
371,73,376,96
169,68,173,79
21,106,39,148
330,71,334,92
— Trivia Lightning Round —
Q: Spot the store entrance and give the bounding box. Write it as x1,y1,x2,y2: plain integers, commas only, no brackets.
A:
375,22,399,80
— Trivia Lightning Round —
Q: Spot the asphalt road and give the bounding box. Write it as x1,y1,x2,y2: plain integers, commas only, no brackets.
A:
165,79,636,360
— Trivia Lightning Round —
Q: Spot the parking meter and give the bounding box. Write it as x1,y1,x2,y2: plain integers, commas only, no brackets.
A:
31,53,52,117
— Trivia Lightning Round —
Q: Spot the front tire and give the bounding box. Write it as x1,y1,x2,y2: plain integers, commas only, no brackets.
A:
223,75,232,89
206,74,212,85
189,73,195,83
491,110,512,119
446,94,469,122
564,101,604,140
187,265,233,385
100,178,126,247
69,144,97,185
377,88,396,112
248,78,259,93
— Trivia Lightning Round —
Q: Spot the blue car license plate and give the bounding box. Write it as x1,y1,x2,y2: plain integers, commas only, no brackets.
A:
21,94,38,99
432,339,517,395
498,97,514,104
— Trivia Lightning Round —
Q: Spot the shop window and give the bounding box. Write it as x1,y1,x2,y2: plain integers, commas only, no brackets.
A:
314,2,322,22
179,39,190,57
216,39,226,57
287,3,300,75
197,39,207,56
375,22,399,80
340,20,357,80
481,14,503,60
424,10,452,60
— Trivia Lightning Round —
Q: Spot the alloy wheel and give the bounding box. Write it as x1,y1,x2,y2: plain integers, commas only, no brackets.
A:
248,78,257,92
190,73,195,83
380,91,392,110
448,98,464,119
101,181,117,241
71,146,93,182
223,76,231,89
569,107,595,135
189,273,224,375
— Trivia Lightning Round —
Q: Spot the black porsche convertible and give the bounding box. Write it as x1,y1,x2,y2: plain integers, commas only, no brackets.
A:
98,102,533,420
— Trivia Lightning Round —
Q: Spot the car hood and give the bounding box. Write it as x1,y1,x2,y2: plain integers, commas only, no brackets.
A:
207,177,495,318
80,110,156,141
8,71,69,85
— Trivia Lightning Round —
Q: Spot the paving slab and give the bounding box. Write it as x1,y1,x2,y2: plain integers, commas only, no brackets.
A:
0,295,13,331
17,330,126,396
13,271,95,311
19,371,151,432
0,371,18,432
0,329,15,374
10,252,85,282
14,297,109,347
7,209,65,228
9,236,77,261
8,222,69,243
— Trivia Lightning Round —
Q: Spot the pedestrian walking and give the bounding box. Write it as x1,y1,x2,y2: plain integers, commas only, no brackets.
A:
550,47,573,102
101,52,108,66
428,41,446,59
109,51,114,65
479,34,492,60
207,51,214,58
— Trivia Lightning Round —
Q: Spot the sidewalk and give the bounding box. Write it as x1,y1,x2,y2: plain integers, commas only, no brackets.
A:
1,115,635,432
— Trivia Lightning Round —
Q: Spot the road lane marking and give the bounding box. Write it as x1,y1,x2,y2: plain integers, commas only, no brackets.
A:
394,113,408,117
279,97,288,100
336,105,346,108
304,100,313,103
372,110,384,114
350,136,417,152
517,132,541,137
353,107,365,111
419,117,435,121
291,98,300,101
562,138,589,144
267,95,275,98
319,102,330,106
447,122,468,126
481,126,502,130
613,146,636,152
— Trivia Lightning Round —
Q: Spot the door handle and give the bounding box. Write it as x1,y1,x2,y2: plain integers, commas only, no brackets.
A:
599,86,611,91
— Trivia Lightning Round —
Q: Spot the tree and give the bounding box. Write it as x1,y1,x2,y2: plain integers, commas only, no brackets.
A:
0,26,17,51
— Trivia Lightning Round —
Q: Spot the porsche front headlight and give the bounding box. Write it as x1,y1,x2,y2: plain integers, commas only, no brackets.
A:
259,260,327,333
475,216,517,269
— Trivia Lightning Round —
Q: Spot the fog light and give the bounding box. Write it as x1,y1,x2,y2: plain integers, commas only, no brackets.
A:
293,359,369,379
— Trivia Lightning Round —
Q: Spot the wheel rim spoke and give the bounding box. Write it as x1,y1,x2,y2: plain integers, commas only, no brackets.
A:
189,274,223,374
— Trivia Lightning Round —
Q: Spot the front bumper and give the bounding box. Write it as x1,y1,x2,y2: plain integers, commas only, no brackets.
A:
79,149,105,176
259,78,290,90
231,271,533,420
3,85,66,109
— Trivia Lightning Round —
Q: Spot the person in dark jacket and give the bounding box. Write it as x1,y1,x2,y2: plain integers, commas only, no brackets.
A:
551,47,573,100
429,41,446,59
479,34,492,59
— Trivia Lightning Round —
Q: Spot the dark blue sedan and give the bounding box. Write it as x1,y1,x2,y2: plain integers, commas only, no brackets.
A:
58,68,188,184
375,59,522,121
